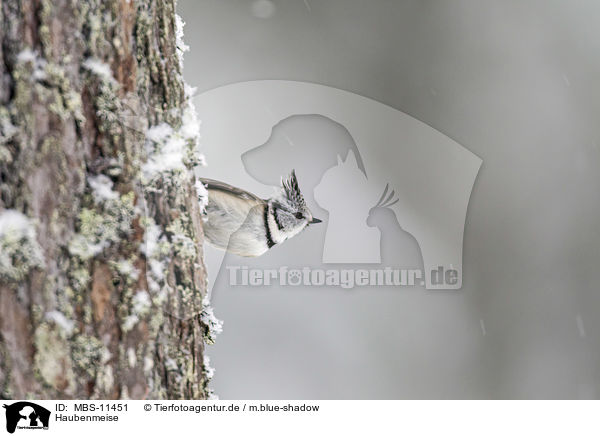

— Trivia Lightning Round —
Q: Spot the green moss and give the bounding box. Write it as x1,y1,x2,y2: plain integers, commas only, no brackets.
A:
95,365,114,395
71,335,105,377
12,64,35,131
110,258,139,284
70,267,91,292
80,0,115,58
38,0,53,57
166,219,197,261
34,323,76,394
0,346,13,399
0,145,11,164
0,107,17,164
68,191,136,261
40,62,83,122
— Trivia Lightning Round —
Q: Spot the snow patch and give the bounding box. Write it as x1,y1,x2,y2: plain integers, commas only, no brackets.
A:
45,311,75,335
181,87,200,140
148,258,165,285
141,221,161,258
122,314,139,333
203,354,215,379
148,137,187,174
142,123,189,177
175,14,190,71
143,13,206,185
82,58,115,83
195,179,209,212
68,234,107,260
127,347,137,368
122,290,152,333
0,209,44,281
201,296,223,344
132,290,151,314
146,123,173,144
115,259,139,281
88,174,119,203
165,358,178,371
17,49,36,63
0,116,18,145
16,49,48,82
0,209,36,238
144,356,154,372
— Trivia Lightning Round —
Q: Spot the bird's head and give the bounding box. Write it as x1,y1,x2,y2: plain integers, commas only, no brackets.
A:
270,170,322,241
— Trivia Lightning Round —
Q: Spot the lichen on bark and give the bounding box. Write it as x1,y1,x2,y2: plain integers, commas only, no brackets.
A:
0,0,213,399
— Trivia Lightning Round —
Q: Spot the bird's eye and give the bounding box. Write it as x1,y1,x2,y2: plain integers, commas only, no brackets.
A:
295,212,303,219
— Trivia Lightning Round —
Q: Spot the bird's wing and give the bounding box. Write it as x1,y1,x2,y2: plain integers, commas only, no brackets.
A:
200,178,265,224
200,178,264,203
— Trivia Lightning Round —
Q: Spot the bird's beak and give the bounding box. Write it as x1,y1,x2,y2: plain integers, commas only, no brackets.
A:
310,217,322,224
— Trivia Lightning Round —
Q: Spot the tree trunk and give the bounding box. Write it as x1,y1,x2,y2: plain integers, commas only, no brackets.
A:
0,0,215,399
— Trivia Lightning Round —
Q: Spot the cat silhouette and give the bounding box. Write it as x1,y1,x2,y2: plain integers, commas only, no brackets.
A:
315,150,381,263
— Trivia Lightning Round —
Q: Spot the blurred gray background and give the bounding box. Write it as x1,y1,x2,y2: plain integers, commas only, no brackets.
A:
179,0,600,399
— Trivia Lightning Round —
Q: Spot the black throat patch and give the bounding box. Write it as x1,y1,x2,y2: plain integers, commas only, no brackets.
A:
264,205,276,248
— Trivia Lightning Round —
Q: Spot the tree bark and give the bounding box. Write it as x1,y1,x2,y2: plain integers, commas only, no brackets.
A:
0,0,214,399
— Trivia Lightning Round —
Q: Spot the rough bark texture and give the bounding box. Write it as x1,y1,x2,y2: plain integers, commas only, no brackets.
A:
0,0,213,399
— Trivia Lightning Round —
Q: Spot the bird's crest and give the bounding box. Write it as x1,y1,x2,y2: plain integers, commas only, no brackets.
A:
281,170,307,209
